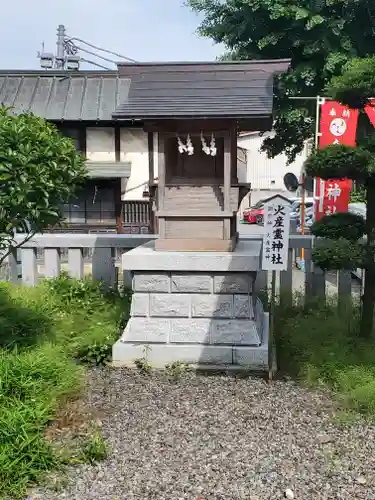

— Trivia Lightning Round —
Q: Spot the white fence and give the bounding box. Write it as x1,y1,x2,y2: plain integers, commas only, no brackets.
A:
0,234,355,301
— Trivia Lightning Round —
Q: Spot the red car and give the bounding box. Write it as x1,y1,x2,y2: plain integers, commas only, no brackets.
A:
242,200,264,224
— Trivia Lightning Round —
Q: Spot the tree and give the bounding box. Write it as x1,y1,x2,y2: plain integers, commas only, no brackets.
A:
305,57,375,336
0,108,87,266
187,0,375,162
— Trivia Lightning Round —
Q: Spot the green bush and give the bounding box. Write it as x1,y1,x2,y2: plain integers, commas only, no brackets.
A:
44,272,112,311
311,212,366,241
0,277,129,499
311,238,365,270
304,144,371,181
0,344,83,497
0,285,53,348
277,295,375,417
326,56,375,109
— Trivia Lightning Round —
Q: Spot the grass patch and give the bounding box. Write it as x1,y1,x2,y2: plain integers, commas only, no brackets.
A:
276,294,375,418
0,274,130,499
81,429,108,464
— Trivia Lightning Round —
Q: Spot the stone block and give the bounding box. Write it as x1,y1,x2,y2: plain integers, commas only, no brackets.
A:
233,295,254,319
233,346,268,369
150,293,190,317
121,318,169,343
214,273,255,294
133,273,170,292
115,241,268,371
130,293,149,317
170,319,210,343
122,240,262,272
112,342,233,367
211,320,261,345
171,273,212,293
191,295,232,318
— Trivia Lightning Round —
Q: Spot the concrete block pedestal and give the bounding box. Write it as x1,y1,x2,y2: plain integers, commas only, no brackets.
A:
113,240,269,370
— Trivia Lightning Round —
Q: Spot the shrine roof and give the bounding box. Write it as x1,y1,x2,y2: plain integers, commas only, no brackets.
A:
113,59,290,120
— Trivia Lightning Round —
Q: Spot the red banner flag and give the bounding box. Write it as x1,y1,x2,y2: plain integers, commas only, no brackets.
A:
315,178,351,218
314,101,357,220
365,99,375,128
319,101,359,147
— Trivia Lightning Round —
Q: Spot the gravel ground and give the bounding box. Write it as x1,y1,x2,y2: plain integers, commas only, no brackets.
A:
29,368,375,500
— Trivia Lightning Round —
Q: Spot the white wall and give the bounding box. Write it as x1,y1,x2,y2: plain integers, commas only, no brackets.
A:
120,129,149,201
85,127,152,201
86,127,115,162
237,132,308,191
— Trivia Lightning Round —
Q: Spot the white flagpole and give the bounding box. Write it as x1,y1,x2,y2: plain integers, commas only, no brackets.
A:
300,96,322,270
314,96,326,218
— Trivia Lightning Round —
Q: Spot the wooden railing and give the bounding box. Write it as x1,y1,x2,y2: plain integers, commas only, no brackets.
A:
122,200,152,234
0,234,356,300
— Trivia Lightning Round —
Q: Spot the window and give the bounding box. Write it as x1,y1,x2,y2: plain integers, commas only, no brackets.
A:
62,179,117,225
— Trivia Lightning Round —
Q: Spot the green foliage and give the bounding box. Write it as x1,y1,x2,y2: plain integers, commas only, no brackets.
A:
187,0,375,161
304,144,372,181
76,339,113,366
165,361,190,381
311,212,365,241
134,357,152,374
0,344,83,498
81,430,108,465
134,345,152,374
0,285,53,349
312,238,365,270
44,272,110,313
0,108,87,262
327,57,375,109
350,183,366,203
0,277,129,498
277,294,375,417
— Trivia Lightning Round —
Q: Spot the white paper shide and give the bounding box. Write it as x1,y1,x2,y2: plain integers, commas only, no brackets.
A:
262,196,291,271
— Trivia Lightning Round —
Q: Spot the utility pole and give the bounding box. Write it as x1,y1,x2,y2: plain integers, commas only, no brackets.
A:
39,24,80,70
55,24,66,69
38,24,135,71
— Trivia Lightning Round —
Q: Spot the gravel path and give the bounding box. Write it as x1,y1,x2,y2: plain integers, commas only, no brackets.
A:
30,368,375,500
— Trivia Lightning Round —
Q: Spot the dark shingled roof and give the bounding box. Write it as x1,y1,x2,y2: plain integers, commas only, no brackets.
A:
113,60,290,119
0,71,130,121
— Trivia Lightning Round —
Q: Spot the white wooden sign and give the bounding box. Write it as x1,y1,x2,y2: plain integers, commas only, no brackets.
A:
261,195,291,271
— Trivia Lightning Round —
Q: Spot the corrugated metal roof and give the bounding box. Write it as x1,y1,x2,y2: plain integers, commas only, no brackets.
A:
113,60,290,119
0,71,130,121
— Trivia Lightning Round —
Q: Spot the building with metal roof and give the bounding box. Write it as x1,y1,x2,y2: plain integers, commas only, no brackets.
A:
0,59,290,235
0,71,130,122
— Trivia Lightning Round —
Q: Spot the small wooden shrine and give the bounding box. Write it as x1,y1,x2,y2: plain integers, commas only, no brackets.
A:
113,59,290,251
148,119,250,251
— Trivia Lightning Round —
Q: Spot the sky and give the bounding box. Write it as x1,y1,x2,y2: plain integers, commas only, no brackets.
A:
0,0,224,70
